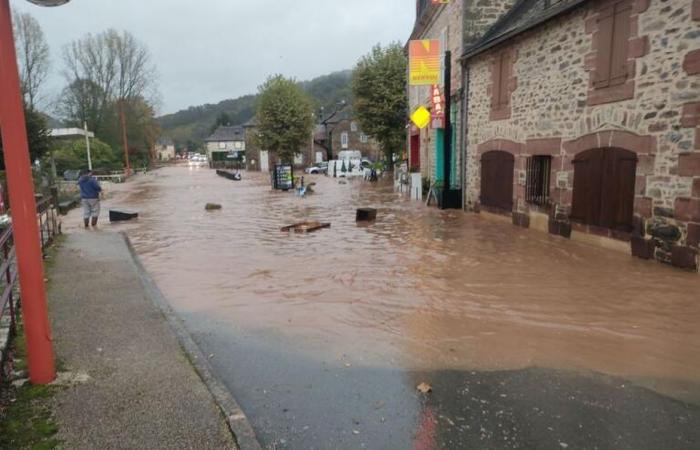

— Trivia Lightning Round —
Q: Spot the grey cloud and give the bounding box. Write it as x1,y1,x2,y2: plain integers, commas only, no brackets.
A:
10,0,414,114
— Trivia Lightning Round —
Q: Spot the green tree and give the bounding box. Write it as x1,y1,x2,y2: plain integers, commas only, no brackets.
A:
351,43,408,167
50,137,120,174
210,112,232,133
0,107,51,170
255,75,313,164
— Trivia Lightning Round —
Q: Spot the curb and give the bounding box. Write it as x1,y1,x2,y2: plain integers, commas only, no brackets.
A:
122,233,262,450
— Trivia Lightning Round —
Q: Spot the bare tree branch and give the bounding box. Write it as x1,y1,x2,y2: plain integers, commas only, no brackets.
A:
12,11,50,109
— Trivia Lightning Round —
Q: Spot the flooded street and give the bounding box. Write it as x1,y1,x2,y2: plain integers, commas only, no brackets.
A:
72,165,700,449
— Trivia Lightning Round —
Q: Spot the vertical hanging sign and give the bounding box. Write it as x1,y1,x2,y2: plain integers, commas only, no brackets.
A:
430,84,444,129
409,39,441,85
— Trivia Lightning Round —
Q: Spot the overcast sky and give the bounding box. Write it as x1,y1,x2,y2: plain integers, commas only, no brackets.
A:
11,0,415,115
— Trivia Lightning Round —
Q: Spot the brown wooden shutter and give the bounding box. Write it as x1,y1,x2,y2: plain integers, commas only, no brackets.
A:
593,5,615,88
499,51,511,108
571,156,590,222
481,151,514,211
492,56,502,111
609,149,637,230
610,2,632,86
571,150,604,225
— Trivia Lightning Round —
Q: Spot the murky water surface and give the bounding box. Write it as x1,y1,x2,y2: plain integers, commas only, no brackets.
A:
78,166,700,448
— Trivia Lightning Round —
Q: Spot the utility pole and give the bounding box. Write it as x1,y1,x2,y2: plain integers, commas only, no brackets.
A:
84,121,92,171
311,112,315,164
119,99,130,176
0,0,55,384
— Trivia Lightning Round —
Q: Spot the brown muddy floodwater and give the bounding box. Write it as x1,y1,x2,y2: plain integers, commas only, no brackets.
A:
73,165,700,449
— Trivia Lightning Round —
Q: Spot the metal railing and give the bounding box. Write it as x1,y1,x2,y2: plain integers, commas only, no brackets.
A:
0,226,18,383
36,197,60,249
0,200,61,382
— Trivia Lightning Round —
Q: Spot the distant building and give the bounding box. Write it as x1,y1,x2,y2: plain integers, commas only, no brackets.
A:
317,107,382,162
154,137,175,161
205,125,246,168
243,117,326,172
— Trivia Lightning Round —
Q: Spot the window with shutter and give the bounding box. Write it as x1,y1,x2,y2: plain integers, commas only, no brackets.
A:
610,2,632,86
499,51,511,108
492,56,503,111
491,50,513,119
594,0,632,89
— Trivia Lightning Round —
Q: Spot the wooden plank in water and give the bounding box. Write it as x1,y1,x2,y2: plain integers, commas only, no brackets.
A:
280,221,331,233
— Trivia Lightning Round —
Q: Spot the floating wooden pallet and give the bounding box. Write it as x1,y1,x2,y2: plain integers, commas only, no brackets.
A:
280,221,331,233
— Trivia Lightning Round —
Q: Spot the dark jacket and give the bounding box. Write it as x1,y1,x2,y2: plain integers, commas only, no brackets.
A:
78,176,102,199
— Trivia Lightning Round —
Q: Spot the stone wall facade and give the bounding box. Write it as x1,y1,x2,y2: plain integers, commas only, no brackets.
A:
328,118,382,161
408,1,466,185
464,0,700,271
408,0,516,189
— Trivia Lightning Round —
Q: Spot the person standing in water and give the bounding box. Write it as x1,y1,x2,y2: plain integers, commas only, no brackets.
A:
77,169,102,228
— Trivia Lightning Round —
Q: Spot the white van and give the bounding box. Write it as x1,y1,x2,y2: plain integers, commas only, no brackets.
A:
337,150,362,161
327,159,363,177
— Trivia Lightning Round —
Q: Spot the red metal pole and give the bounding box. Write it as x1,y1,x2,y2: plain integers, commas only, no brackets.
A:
0,0,56,384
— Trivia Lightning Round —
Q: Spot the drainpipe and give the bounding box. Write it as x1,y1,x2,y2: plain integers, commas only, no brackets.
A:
461,64,471,211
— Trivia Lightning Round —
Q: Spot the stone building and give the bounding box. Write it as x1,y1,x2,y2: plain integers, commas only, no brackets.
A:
154,137,175,161
243,110,378,172
205,125,246,168
408,0,516,191
317,107,382,161
461,0,700,271
243,117,325,171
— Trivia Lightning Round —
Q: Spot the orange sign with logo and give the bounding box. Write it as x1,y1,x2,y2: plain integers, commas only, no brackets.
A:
409,40,440,85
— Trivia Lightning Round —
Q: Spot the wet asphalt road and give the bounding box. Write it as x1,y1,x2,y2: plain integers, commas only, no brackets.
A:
189,314,700,450
91,166,700,449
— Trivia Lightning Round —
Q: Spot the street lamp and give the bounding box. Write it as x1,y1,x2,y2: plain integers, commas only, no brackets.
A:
0,0,70,384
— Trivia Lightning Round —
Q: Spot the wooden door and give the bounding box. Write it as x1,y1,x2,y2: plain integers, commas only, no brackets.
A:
480,150,514,211
410,134,420,170
571,148,637,231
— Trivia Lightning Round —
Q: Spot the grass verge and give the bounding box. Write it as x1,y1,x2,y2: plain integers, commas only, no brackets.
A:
0,238,64,449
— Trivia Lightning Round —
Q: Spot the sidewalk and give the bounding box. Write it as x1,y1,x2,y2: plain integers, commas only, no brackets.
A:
46,231,243,449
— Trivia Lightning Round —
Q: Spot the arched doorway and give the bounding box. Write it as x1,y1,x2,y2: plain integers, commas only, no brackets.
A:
571,148,637,231
480,150,514,211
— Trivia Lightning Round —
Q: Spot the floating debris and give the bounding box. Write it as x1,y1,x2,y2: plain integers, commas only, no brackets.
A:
216,169,242,181
205,203,222,211
109,209,138,222
416,382,432,394
356,208,377,222
280,221,331,233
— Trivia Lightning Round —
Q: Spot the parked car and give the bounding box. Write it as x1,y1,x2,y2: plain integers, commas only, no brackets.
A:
305,162,328,174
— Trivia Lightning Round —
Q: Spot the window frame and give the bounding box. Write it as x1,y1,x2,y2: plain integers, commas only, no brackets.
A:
525,155,552,206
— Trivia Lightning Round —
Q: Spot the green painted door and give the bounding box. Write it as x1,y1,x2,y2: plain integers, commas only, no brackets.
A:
434,129,444,184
